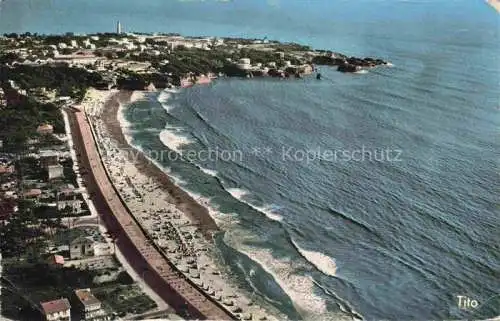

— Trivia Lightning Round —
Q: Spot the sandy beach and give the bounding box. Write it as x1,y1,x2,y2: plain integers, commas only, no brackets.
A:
82,88,279,321
68,89,235,320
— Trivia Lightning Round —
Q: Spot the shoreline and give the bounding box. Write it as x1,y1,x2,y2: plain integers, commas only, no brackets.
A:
93,89,281,320
101,90,221,240
62,92,170,314
69,89,235,320
111,88,361,320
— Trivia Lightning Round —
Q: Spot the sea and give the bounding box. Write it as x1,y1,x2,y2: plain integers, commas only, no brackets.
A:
1,1,498,320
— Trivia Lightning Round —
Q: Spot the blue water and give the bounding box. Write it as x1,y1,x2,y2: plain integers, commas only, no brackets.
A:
2,1,498,320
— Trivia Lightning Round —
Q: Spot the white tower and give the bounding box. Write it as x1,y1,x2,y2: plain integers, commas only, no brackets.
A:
116,20,122,34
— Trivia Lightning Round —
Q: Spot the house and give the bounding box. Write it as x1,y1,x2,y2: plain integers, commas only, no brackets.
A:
57,185,83,213
237,58,251,70
48,164,64,180
37,123,54,135
0,165,15,175
74,289,109,321
40,150,59,168
23,188,42,199
40,298,71,321
69,236,94,259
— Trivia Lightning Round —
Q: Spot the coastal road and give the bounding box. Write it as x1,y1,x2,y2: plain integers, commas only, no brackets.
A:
67,103,234,320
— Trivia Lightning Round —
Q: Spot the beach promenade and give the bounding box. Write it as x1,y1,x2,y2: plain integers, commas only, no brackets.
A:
66,96,234,320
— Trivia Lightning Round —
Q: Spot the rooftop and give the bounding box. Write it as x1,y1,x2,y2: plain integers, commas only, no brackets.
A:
40,298,71,315
70,235,94,245
74,288,101,307
23,188,42,197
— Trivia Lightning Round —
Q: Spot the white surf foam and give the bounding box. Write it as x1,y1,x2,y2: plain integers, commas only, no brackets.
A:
291,238,337,277
226,188,283,222
157,88,180,112
159,127,194,154
227,187,250,199
118,91,151,146
117,101,133,145
200,167,218,177
354,69,369,74
254,204,284,222
130,91,147,103
182,189,240,228
160,166,188,186
227,237,328,317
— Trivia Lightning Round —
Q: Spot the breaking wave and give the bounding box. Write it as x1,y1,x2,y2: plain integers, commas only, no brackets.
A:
226,188,284,222
159,126,195,154
290,238,337,277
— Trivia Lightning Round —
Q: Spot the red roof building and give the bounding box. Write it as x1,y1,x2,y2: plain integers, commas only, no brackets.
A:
37,123,54,135
40,298,71,321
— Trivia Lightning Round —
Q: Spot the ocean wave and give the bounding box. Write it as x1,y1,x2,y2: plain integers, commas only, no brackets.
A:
131,91,147,103
184,190,240,228
310,278,364,321
227,234,360,320
157,88,180,112
159,127,195,153
226,238,328,317
226,188,283,222
200,166,218,177
226,187,249,199
184,97,238,148
327,206,382,239
160,166,188,186
236,261,283,307
122,136,238,228
289,238,337,277
117,101,133,145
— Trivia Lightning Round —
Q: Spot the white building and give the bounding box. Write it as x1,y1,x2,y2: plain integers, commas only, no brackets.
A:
237,58,252,70
214,38,225,46
58,43,68,49
57,198,83,213
48,164,64,180
267,61,277,68
122,42,136,50
70,236,94,259
135,36,146,43
74,289,109,321
82,39,92,48
57,185,83,213
0,88,5,106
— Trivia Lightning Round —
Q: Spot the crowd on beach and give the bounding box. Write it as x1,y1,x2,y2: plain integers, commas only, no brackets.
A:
83,89,279,321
